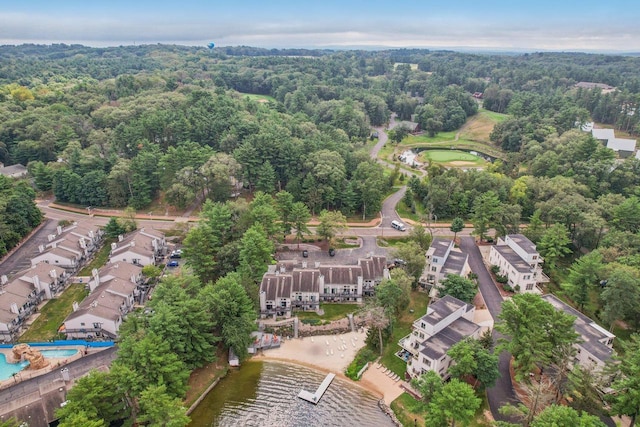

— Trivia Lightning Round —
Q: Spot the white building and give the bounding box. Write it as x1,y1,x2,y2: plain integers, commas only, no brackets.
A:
259,256,389,318
31,243,81,271
541,294,615,371
421,238,471,294
64,263,142,339
109,229,166,266
607,138,637,158
489,234,549,293
400,295,483,379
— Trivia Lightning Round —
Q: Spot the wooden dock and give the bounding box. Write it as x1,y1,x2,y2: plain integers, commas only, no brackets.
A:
298,373,335,404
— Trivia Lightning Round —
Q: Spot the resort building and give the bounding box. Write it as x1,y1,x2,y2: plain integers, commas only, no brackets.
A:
489,234,549,293
541,294,615,371
30,221,105,272
420,238,471,295
30,243,81,271
63,268,139,340
0,263,69,342
399,295,483,380
109,228,167,266
259,256,389,319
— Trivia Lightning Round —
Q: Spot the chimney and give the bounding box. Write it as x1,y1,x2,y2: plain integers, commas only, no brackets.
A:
118,235,123,242
88,230,94,239
33,275,41,290
111,242,117,251
315,262,320,268
259,291,266,310
10,303,19,314
50,241,57,248
280,266,285,274
72,301,79,311
38,244,45,253
92,268,99,283
57,225,62,235
302,261,307,269
0,275,7,285
49,269,57,279
79,237,86,249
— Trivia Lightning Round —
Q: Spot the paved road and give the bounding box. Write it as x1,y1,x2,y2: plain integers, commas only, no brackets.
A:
0,219,59,278
459,236,518,423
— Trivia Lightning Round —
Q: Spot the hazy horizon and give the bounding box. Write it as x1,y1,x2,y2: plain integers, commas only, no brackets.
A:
1,1,639,53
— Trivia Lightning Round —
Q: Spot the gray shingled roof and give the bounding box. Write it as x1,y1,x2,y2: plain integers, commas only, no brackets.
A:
507,234,537,254
493,245,532,273
592,128,615,141
420,295,472,326
541,294,614,363
260,274,293,300
420,317,480,360
441,251,468,277
429,238,451,259
607,138,637,152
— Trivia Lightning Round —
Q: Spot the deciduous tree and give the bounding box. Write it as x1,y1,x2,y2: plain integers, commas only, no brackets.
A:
425,379,481,427
439,275,478,304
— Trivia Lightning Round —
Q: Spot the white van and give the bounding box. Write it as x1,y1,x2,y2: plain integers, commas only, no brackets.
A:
391,220,407,231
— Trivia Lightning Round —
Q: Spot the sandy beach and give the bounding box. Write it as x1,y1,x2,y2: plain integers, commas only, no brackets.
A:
253,329,406,403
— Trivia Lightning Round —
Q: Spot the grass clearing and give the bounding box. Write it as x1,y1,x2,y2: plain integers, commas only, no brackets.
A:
78,238,114,276
380,290,430,376
295,303,359,321
20,284,89,342
391,392,425,426
239,93,277,103
377,236,412,247
405,131,457,144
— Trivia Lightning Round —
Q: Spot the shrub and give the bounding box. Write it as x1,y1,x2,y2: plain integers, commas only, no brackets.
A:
502,284,514,292
495,274,508,284
345,347,377,380
490,265,500,274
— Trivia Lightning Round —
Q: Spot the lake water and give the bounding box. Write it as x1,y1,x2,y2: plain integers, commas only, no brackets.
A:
188,361,395,427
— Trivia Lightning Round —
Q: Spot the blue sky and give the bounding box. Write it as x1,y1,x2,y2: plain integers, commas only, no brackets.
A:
1,1,639,51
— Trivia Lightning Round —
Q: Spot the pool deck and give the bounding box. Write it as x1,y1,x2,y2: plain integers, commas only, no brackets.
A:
298,373,335,404
0,345,91,389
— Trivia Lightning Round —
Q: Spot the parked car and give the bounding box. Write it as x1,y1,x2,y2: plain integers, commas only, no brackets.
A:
302,250,309,258
170,251,181,259
167,260,179,267
329,248,336,257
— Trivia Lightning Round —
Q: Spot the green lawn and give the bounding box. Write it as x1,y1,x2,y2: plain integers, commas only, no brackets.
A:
239,93,277,103
380,291,430,376
20,284,89,342
477,108,509,123
295,303,359,321
391,392,425,426
78,238,114,276
420,149,485,164
396,200,425,223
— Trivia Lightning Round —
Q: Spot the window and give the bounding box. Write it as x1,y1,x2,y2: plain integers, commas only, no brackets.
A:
532,255,537,260
433,258,438,263
526,283,534,290
80,322,85,326
422,357,431,366
431,267,437,272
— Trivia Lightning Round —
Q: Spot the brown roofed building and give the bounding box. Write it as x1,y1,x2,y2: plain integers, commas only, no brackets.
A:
259,256,388,319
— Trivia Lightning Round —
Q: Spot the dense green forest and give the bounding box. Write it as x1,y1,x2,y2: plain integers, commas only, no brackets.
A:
3,43,640,426
0,175,42,256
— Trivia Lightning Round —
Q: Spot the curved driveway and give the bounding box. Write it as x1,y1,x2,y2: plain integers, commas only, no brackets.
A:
459,236,518,423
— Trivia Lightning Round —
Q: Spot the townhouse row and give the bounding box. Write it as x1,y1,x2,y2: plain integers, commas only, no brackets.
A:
0,223,166,343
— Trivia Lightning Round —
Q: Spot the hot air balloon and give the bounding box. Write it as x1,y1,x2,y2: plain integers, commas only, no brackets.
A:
207,42,215,50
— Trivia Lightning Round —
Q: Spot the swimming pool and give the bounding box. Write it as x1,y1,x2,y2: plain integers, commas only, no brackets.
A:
0,354,29,381
0,348,79,381
39,349,78,358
